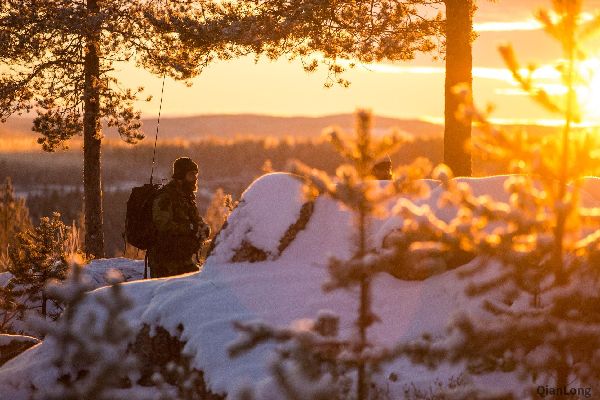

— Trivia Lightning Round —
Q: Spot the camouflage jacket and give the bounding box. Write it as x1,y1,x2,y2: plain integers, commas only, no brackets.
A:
151,180,210,259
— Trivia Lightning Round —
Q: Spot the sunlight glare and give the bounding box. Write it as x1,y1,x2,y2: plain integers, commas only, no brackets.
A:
578,58,600,124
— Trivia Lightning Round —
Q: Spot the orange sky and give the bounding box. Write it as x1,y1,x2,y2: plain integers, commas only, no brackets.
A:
9,1,600,125
118,0,600,124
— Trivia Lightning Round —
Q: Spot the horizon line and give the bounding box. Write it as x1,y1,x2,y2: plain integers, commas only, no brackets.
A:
4,112,592,129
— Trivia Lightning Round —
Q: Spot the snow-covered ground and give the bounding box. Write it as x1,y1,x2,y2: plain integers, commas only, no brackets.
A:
0,257,145,293
0,258,145,335
0,334,39,348
2,173,600,399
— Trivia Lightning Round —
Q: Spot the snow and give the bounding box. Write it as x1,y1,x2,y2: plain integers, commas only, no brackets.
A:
0,277,157,398
0,258,145,293
0,334,39,347
2,175,600,398
428,175,511,223
210,173,306,262
82,257,145,285
0,258,145,335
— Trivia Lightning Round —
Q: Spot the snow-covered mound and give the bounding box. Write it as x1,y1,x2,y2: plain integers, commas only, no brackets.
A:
211,173,307,263
3,174,600,399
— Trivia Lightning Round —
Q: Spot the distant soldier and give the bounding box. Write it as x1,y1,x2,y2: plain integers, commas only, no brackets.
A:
148,157,211,278
371,155,393,180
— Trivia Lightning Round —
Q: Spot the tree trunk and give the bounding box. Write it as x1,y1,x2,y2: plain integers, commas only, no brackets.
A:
83,0,104,258
42,292,47,318
555,351,570,392
356,207,370,400
444,0,473,177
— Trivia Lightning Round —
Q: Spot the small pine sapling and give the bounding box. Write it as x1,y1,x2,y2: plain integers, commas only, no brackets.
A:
204,188,236,240
4,213,73,322
230,311,352,400
35,263,138,400
229,110,430,400
0,177,31,268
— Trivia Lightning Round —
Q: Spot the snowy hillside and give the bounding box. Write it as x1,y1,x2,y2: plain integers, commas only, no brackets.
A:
0,258,145,336
2,173,600,399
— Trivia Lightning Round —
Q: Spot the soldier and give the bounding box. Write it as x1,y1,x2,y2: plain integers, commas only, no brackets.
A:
371,155,393,180
148,157,211,278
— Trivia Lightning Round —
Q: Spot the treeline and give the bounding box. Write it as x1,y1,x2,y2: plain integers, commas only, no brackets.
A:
1,134,443,188
103,134,444,184
1,131,515,257
1,135,443,257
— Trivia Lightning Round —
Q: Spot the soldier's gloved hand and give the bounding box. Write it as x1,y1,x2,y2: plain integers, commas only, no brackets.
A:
189,223,199,239
195,224,210,240
200,224,210,239
190,223,209,240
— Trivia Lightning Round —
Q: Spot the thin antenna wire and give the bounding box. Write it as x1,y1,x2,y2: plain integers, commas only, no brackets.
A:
150,74,166,185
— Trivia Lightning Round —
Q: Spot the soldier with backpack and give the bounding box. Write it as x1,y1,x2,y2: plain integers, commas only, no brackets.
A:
147,157,211,278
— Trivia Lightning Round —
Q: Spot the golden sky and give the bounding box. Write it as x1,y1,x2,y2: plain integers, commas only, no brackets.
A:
60,0,600,124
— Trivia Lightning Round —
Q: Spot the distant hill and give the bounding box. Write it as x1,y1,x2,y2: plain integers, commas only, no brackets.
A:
1,113,564,144
1,114,443,140
132,114,444,139
0,117,36,136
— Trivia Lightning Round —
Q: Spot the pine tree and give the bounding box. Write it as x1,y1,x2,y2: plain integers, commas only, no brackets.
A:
35,264,138,400
204,188,235,240
0,177,31,268
385,1,600,397
171,0,444,83
0,285,19,333
261,159,274,175
444,0,475,177
0,1,225,258
229,110,430,399
5,213,73,321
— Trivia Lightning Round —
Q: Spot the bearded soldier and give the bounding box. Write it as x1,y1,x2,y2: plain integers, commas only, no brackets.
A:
148,157,211,278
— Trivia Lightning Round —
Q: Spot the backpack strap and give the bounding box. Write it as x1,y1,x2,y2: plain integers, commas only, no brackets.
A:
144,252,149,279
122,231,127,258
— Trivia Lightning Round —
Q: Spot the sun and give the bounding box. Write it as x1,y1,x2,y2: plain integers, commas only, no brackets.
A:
575,58,600,125
530,57,600,126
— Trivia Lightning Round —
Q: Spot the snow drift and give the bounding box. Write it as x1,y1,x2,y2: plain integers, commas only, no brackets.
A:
3,173,600,399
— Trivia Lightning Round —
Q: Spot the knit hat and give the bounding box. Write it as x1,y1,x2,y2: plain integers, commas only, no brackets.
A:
172,157,199,180
372,154,392,180
373,154,392,170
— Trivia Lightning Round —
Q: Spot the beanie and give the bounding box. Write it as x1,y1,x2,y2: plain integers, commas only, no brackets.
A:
373,154,392,169
172,157,199,180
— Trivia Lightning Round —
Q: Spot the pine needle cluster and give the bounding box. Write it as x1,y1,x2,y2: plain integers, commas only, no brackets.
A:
387,1,600,397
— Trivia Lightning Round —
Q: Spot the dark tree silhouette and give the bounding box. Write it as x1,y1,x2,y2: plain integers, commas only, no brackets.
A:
0,177,31,263
0,1,222,257
444,0,475,176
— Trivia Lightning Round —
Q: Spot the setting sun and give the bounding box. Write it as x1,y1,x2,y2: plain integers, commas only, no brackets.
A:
577,58,600,123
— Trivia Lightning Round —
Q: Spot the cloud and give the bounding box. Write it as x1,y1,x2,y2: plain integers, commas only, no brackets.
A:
474,12,595,32
343,60,560,86
421,115,600,127
474,19,543,32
